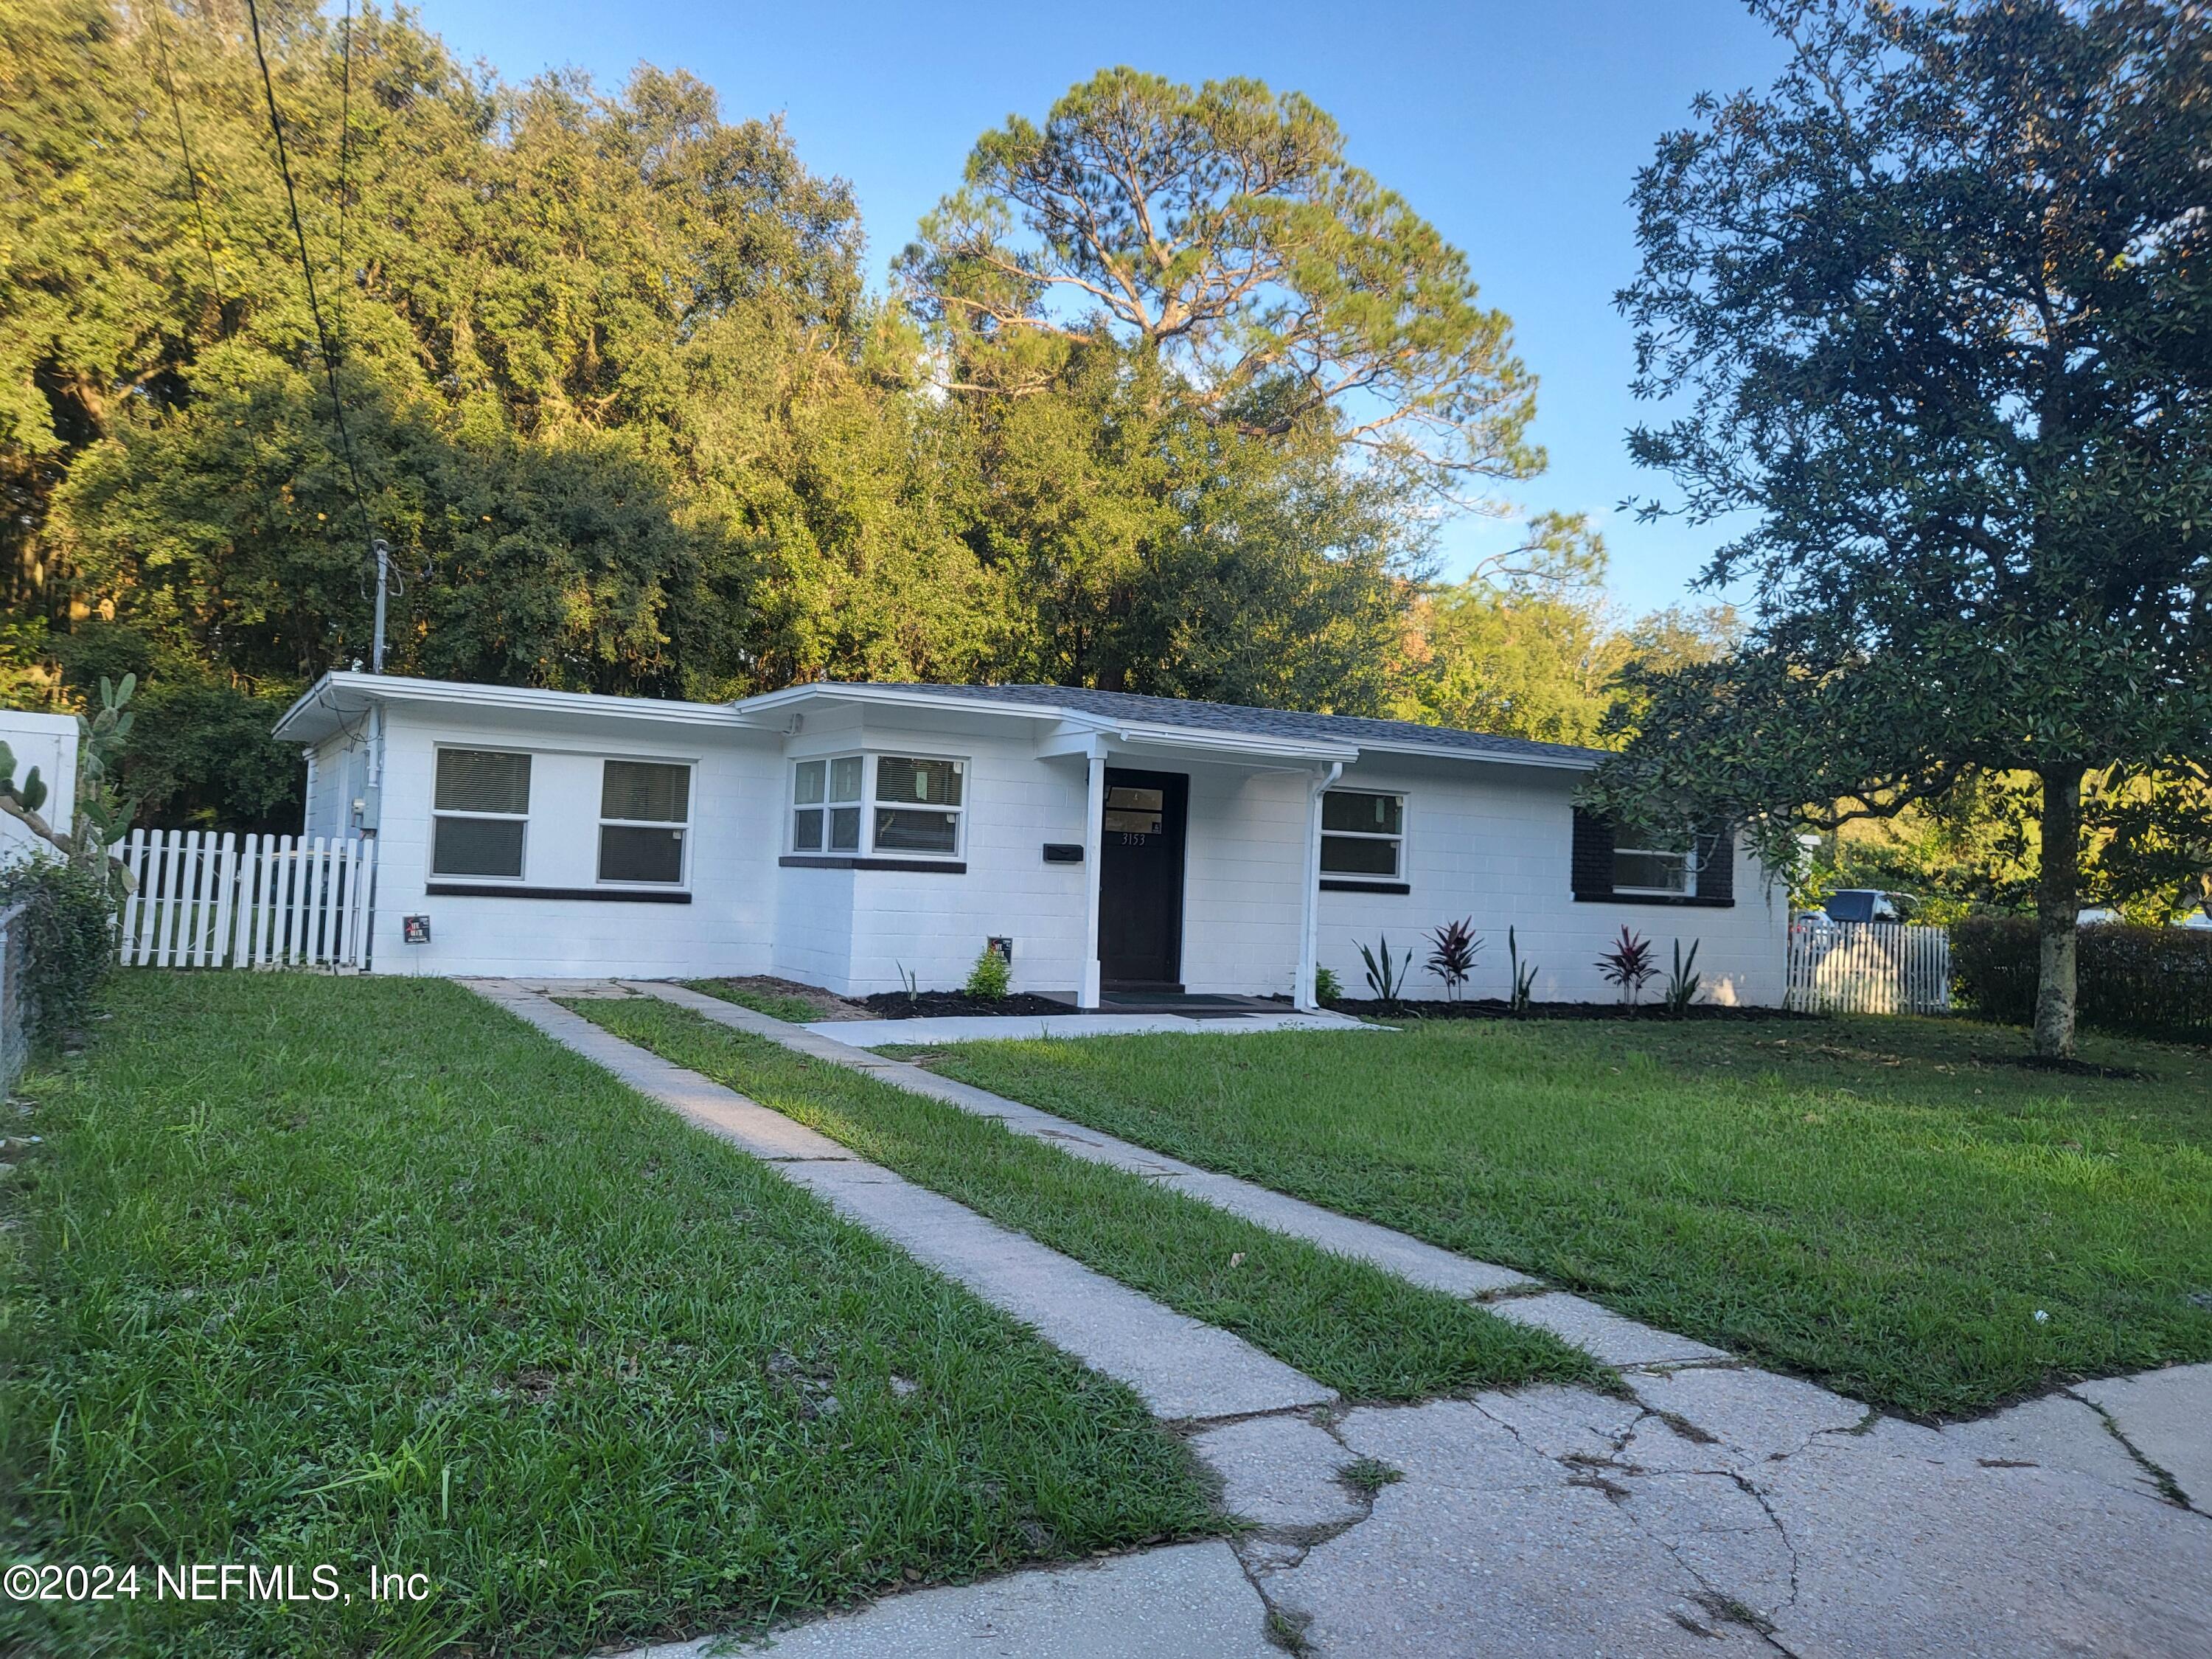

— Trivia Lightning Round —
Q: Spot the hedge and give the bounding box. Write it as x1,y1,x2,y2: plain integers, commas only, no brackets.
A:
1951,916,2212,1043
0,856,115,1046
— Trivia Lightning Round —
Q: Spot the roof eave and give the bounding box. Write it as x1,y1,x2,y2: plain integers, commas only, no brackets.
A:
1346,736,1602,772
272,672,761,745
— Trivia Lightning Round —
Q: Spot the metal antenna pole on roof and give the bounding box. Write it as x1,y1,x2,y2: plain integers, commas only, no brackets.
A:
372,538,389,673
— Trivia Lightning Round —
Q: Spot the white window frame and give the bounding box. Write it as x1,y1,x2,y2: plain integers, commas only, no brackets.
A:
870,752,967,860
597,757,694,888
787,751,968,860
1613,842,1699,898
431,745,532,882
790,753,866,855
1318,789,1408,884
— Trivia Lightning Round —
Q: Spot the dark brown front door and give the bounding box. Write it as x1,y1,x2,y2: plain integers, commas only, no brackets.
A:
1098,768,1188,990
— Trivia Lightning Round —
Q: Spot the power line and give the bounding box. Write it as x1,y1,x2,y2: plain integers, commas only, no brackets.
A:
145,1,223,306
240,0,383,655
335,0,354,353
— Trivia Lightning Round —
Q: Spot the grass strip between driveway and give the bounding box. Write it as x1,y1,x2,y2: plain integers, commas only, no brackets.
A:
686,978,818,1023
893,1015,2212,1419
563,995,1604,1405
0,973,1215,1659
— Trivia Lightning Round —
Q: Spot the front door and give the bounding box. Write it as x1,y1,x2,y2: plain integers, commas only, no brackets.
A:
1098,768,1188,990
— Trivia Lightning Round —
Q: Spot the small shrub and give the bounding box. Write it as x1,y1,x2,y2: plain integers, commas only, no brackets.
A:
1314,965,1342,1004
964,942,1012,1000
0,855,116,1046
1595,926,1658,1008
1425,918,1481,1002
1662,939,1702,1016
1507,925,1537,1013
1952,916,2212,1042
1357,935,1412,1009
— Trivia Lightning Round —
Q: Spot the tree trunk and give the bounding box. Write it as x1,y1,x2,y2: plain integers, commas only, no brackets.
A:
2033,765,2085,1061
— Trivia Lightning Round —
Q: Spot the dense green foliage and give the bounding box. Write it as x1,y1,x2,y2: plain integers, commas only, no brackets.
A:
1,3,1756,830
1953,917,2212,1043
0,973,1213,1658
1590,0,2212,1056
0,856,113,1043
571,992,1600,1402
905,1016,2212,1417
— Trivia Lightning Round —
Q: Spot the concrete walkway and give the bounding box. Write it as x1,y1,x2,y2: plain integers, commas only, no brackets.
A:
638,980,1723,1356
473,981,1329,1423
479,981,2211,1659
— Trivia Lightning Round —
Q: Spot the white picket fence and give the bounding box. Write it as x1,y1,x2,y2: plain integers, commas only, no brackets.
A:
117,830,376,970
1785,920,1951,1015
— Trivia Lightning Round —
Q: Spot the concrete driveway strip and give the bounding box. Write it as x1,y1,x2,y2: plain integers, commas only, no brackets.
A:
2070,1362,2212,1515
628,980,1536,1300
613,1542,1279,1659
470,981,1331,1423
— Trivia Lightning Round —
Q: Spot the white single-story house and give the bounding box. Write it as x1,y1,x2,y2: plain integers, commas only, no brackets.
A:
272,673,1788,1008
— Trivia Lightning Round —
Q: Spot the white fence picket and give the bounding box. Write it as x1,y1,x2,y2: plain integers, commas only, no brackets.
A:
114,830,376,972
119,830,146,965
1785,921,1950,1015
209,831,237,968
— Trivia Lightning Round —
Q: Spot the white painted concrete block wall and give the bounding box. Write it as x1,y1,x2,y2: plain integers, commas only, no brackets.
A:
365,703,784,979
329,695,1784,1002
790,715,1092,998
305,727,368,840
1180,764,1308,998
1315,761,1788,1006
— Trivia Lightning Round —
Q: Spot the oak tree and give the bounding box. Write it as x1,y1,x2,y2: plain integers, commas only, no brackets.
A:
1592,0,2212,1057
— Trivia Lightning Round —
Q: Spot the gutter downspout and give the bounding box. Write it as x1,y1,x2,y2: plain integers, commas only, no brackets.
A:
1296,760,1344,1012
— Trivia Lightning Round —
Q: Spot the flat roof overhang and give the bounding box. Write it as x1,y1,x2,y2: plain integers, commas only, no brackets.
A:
272,672,765,747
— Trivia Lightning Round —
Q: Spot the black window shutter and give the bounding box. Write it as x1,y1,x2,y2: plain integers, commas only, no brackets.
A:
1571,807,1614,900
1698,823,1736,905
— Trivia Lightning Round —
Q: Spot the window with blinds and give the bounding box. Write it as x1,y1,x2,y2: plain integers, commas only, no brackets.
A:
1319,790,1405,880
599,759,690,885
431,749,532,877
874,756,963,855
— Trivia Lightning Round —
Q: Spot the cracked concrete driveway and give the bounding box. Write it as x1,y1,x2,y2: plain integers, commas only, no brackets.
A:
534,984,2207,1659
1228,1364,2211,1658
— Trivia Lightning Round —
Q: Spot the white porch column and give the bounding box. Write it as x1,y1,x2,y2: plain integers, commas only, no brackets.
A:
1080,749,1106,1009
1295,760,1343,1012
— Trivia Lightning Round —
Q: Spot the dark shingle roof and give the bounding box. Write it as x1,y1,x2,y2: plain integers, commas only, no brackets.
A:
831,684,1601,768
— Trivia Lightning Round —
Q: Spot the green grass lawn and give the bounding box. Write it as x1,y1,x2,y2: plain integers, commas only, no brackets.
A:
894,1017,2212,1419
686,978,820,1023
566,996,1601,1403
0,974,1214,1659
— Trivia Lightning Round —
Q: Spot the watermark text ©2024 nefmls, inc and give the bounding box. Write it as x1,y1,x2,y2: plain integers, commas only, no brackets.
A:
6,1561,434,1606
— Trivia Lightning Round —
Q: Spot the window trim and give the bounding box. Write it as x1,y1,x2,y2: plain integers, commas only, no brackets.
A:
597,757,694,888
431,745,532,883
872,751,967,860
788,751,970,862
789,753,866,855
1611,843,1698,900
1318,788,1408,886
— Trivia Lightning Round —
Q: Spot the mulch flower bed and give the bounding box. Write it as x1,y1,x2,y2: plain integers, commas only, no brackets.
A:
858,990,1078,1019
1326,998,1816,1023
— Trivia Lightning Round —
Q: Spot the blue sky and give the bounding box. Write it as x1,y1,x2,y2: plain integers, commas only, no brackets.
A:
420,0,1790,615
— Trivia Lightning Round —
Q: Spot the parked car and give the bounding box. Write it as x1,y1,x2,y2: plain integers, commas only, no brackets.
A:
1821,889,1909,925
